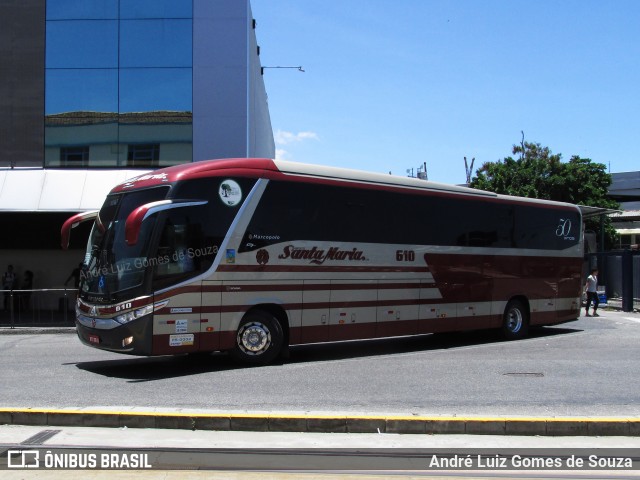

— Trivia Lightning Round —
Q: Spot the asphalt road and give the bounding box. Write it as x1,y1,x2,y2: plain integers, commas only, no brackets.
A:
1,310,639,417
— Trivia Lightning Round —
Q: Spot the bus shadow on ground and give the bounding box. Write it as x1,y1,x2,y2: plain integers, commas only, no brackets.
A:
287,325,580,364
74,326,582,382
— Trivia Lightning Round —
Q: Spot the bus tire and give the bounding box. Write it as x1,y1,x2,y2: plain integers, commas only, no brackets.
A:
231,310,283,364
502,300,529,340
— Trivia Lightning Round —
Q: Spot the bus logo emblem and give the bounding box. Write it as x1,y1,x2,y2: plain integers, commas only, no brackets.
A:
555,218,574,240
218,179,243,207
256,249,270,265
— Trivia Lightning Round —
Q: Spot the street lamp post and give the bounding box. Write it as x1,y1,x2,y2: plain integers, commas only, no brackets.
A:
261,66,305,75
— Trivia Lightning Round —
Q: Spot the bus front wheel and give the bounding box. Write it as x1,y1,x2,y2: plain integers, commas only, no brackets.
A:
502,300,529,340
231,310,283,364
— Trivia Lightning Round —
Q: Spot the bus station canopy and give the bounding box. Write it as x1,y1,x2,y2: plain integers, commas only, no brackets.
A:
0,168,150,212
579,205,621,219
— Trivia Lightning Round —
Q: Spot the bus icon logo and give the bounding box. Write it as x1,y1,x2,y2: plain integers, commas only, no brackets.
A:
218,179,242,207
8,450,40,468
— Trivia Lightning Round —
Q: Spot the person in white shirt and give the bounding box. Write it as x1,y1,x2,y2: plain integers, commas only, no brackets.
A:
584,268,600,317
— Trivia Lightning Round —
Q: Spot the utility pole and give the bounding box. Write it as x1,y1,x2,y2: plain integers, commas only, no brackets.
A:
464,156,475,184
407,162,428,180
417,162,428,180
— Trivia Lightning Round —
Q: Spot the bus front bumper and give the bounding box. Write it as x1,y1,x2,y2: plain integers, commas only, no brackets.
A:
76,314,153,355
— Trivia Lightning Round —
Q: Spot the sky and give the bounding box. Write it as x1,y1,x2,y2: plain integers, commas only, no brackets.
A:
250,0,640,185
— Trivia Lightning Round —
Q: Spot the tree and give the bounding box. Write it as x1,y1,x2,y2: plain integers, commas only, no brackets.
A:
220,183,232,197
470,141,618,249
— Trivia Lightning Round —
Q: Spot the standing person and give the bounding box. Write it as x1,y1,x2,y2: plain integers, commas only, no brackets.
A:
584,268,600,317
2,264,16,311
20,270,34,312
64,263,83,289
64,263,83,306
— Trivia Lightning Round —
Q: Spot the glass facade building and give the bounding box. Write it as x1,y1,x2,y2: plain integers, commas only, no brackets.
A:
44,0,194,167
3,0,273,171
0,0,274,294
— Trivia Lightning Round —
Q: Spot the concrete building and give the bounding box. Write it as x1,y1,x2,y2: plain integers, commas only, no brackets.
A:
0,0,274,292
609,171,640,249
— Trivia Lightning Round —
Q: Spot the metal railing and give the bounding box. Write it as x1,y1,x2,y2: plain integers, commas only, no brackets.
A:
0,288,77,328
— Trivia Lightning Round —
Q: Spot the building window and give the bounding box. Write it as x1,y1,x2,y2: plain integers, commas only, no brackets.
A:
45,1,193,168
618,234,634,249
60,146,90,166
127,144,160,167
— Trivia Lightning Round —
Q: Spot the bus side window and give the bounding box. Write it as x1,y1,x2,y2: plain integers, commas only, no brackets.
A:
157,219,176,258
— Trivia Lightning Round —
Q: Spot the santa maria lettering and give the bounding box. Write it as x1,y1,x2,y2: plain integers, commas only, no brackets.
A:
278,245,367,264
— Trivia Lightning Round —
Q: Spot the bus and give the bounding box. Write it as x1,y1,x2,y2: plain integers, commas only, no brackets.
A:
61,158,583,364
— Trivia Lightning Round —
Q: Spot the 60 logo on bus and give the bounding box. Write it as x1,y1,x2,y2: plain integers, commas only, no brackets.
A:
555,218,575,241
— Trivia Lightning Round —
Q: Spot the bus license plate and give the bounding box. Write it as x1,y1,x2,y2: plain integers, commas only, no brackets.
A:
89,335,100,344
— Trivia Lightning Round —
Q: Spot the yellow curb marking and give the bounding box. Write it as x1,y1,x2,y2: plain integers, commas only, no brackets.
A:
0,408,637,423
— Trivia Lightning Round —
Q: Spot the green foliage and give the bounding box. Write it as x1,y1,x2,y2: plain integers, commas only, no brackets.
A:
470,142,619,249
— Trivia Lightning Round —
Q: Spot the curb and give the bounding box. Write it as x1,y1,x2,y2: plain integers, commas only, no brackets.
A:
1,409,638,436
0,327,76,334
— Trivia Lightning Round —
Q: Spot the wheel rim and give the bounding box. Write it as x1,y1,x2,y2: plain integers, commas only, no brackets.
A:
506,308,523,333
237,321,272,355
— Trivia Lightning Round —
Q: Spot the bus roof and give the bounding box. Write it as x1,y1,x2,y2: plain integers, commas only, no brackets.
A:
112,158,494,197
111,158,579,211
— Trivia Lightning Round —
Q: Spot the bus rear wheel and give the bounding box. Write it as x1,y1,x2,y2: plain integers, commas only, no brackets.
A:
502,300,529,340
231,310,283,365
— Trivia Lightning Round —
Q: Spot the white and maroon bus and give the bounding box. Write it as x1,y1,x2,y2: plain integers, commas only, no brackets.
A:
61,159,583,364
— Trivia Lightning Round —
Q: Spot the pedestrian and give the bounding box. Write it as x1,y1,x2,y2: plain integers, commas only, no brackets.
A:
2,264,16,311
20,270,34,312
64,263,83,289
584,268,600,317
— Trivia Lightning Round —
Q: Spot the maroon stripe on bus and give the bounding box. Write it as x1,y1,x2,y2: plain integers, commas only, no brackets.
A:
214,282,433,292
202,297,442,315
154,286,202,301
199,283,383,293
423,253,582,303
216,265,432,273
287,314,503,345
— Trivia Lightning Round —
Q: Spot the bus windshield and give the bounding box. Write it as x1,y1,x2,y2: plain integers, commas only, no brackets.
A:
80,177,257,302
81,187,170,301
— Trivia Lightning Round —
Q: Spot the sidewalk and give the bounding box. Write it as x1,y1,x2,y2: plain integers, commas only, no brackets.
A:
602,297,640,313
3,424,639,479
1,407,639,437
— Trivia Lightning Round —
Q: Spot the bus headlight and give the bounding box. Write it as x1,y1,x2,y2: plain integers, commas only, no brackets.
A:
114,304,154,325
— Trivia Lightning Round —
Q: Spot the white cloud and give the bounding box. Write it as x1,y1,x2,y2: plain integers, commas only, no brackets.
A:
275,148,289,160
275,129,319,145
